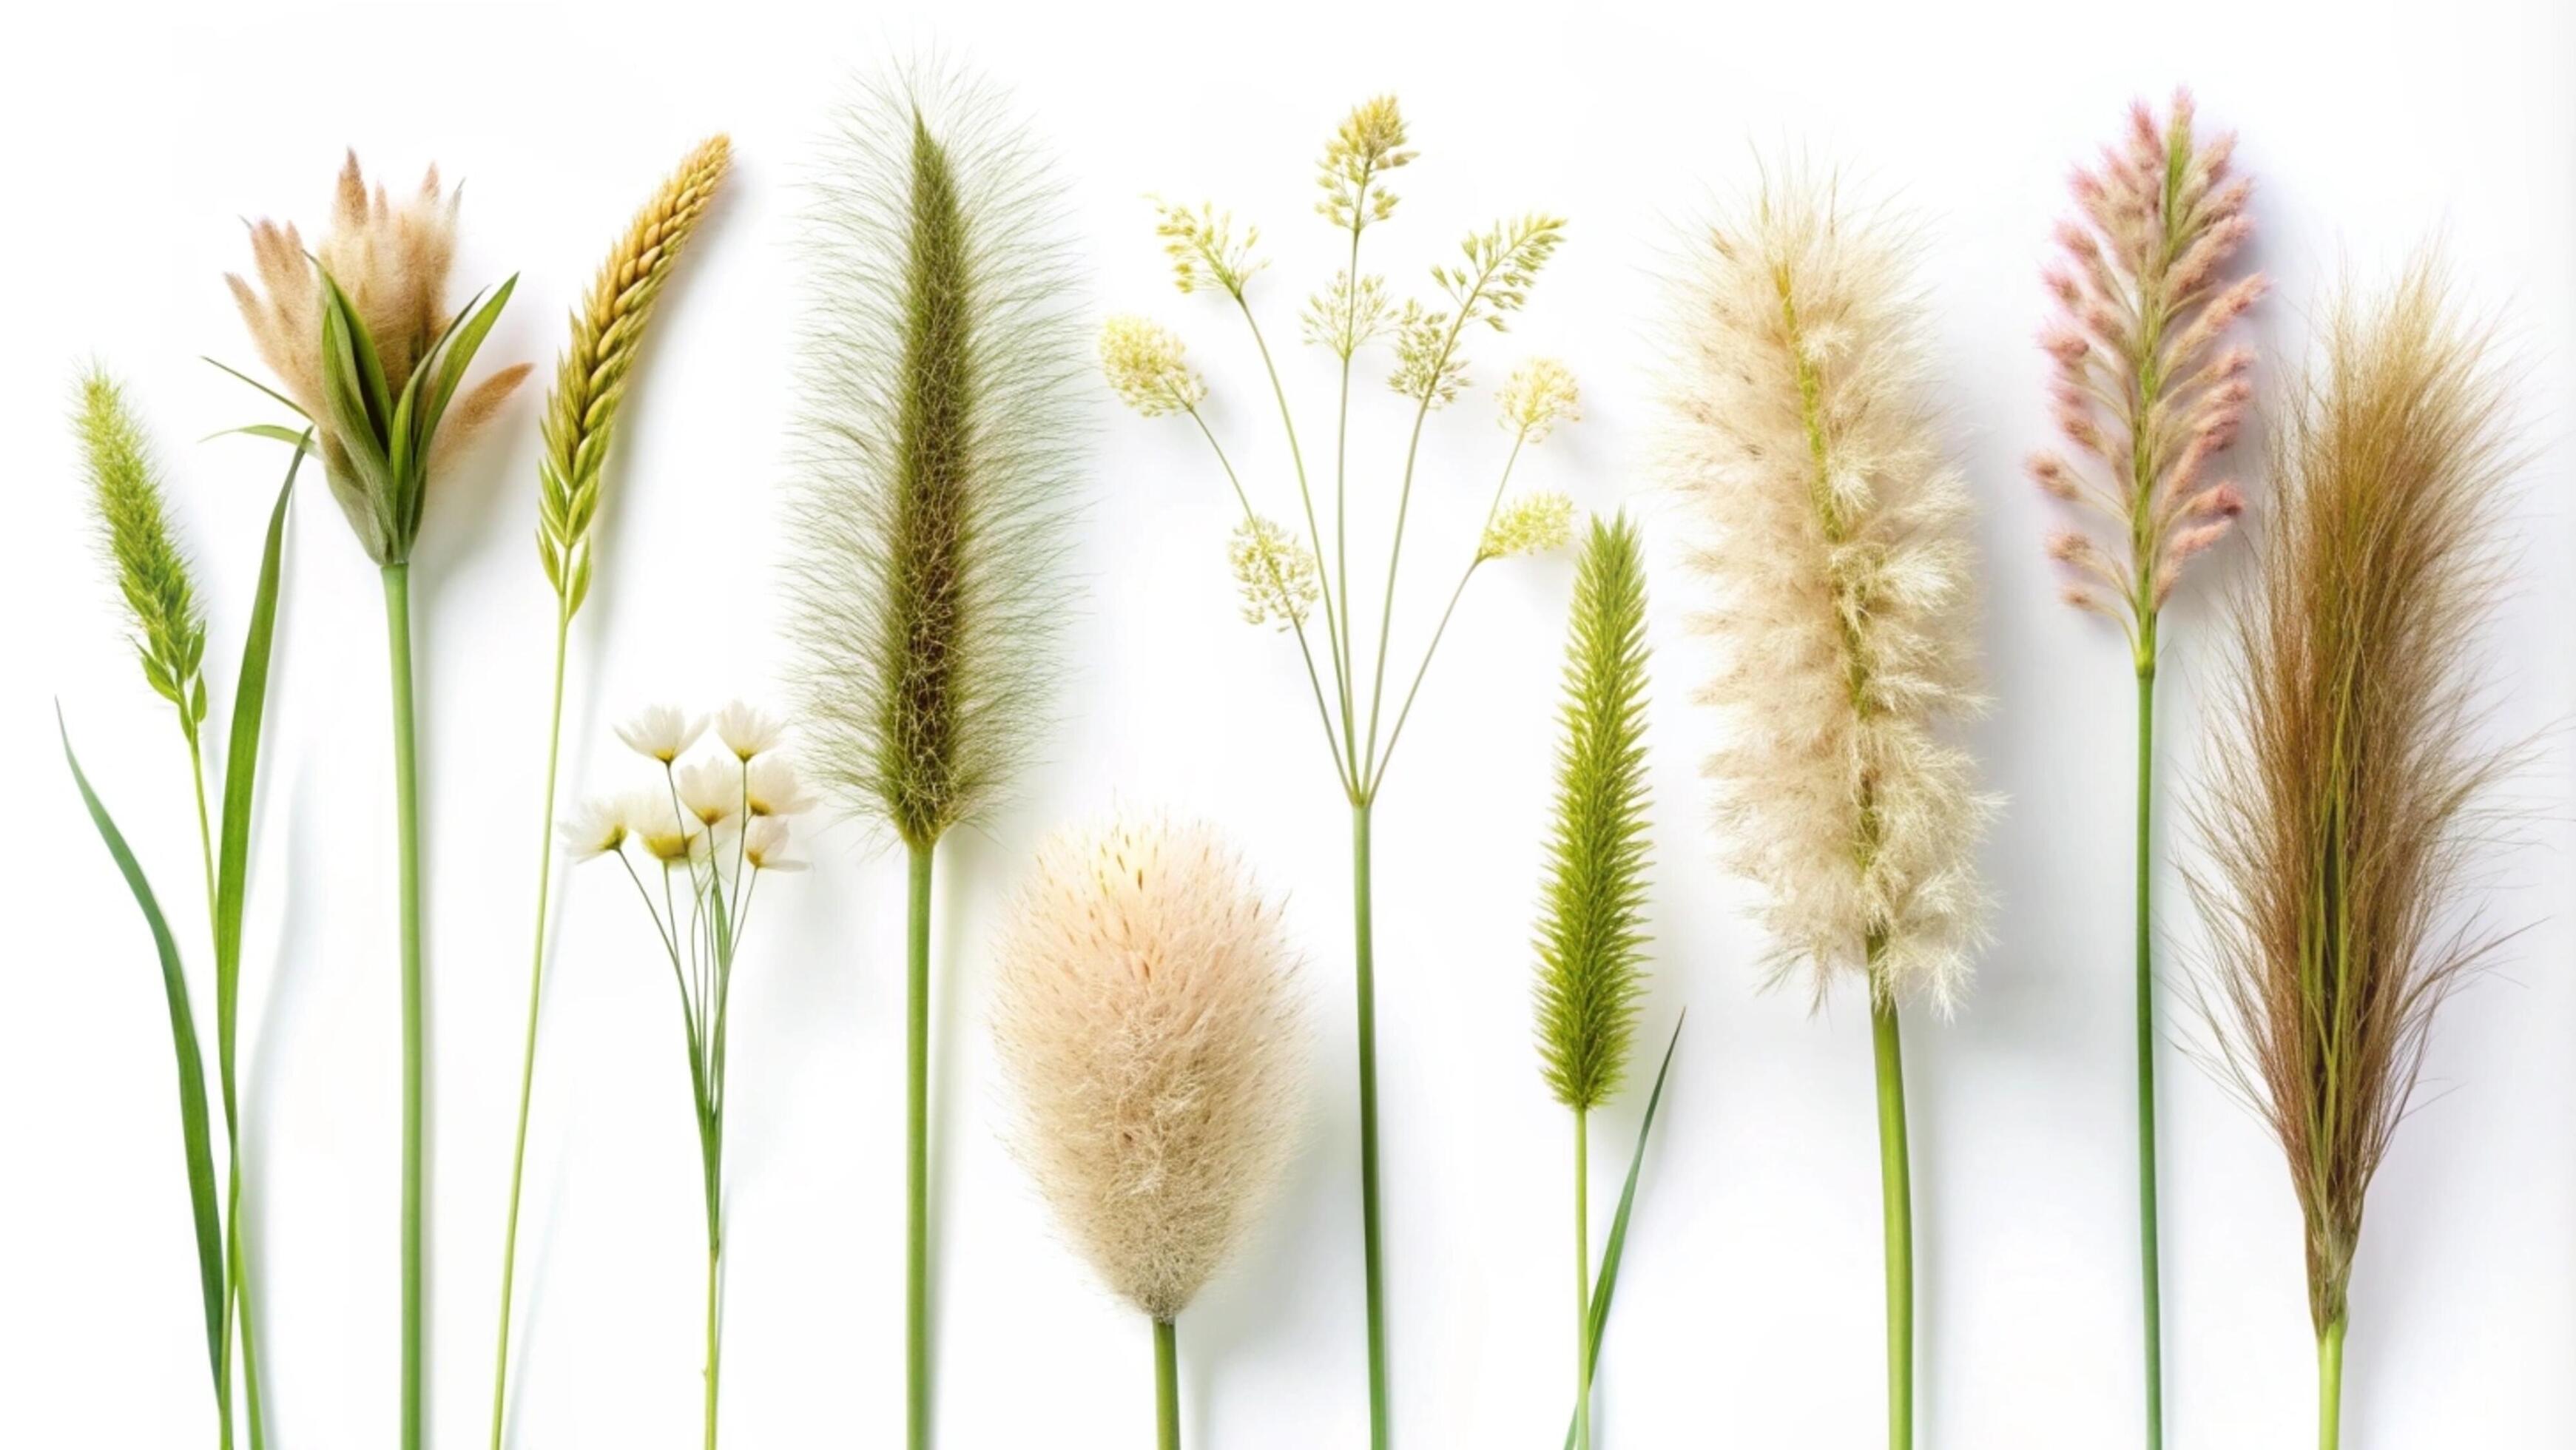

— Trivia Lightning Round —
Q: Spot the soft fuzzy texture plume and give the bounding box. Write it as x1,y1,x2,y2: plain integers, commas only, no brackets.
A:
2032,90,2264,633
1532,513,1653,1111
538,135,732,614
75,368,206,724
2192,257,2516,1335
991,815,1307,1322
786,70,1085,848
1663,172,1992,1007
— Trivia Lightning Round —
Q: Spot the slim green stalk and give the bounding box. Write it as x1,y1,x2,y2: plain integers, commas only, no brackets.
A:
1871,994,1912,1450
489,607,572,1450
906,841,934,1450
2134,656,2164,1450
704,1235,723,1450
1351,802,1387,1450
1153,1318,1180,1450
2316,1315,2345,1450
186,737,240,1450
383,562,425,1450
1573,1110,1592,1450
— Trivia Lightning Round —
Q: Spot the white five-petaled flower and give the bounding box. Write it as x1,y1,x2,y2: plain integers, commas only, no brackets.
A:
616,705,705,763
675,758,744,827
557,798,628,860
623,790,702,864
746,756,817,818
742,816,807,873
712,701,782,761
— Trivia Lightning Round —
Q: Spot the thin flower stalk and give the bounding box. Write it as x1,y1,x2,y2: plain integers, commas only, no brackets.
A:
2031,94,2265,1448
1527,514,1653,1450
570,710,811,1449
787,67,1087,1449
1103,100,1573,1442
1660,171,1993,1450
490,134,731,1450
226,152,529,1450
990,815,1308,1450
2191,258,2516,1450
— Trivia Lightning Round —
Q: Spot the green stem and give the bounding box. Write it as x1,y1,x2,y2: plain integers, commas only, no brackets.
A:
1574,1109,1592,1450
1871,994,1912,1450
2134,659,2165,1450
704,1234,723,1450
187,735,240,1450
1351,802,1388,1450
2317,1315,2346,1450
382,562,426,1450
235,1213,264,1450
906,840,934,1450
1153,1318,1179,1450
490,607,573,1450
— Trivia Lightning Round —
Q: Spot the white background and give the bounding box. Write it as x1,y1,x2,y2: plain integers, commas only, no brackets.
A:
3,1,2571,1446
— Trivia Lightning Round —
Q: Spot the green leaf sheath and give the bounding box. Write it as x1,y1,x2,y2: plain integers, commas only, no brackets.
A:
61,712,229,1406
1560,1016,1684,1450
382,564,426,1450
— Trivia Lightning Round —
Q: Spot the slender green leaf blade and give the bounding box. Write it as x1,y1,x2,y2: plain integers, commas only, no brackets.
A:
199,357,312,423
206,424,314,449
422,276,516,431
59,707,227,1393
1564,1014,1684,1449
215,441,306,1120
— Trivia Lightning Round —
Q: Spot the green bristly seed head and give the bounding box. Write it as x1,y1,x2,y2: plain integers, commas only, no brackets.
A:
789,68,1087,851
75,367,209,730
1533,511,1653,1113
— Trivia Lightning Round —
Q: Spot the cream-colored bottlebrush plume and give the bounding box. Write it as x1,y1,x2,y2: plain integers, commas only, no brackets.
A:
2030,90,2265,1450
2193,257,2515,1450
1660,170,1991,1450
490,133,732,1450
991,814,1306,1449
786,65,1085,1449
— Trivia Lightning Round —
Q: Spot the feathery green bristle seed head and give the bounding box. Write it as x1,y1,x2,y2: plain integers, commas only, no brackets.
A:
789,67,1088,850
75,367,208,728
1533,512,1653,1113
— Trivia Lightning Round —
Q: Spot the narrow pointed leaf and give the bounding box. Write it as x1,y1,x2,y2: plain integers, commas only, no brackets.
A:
200,358,312,423
208,424,316,449
1563,1014,1683,1449
423,277,517,430
60,707,227,1393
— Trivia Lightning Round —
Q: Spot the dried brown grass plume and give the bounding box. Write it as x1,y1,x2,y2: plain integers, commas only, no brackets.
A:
2193,255,2518,1338
1662,172,1993,1007
991,815,1308,1323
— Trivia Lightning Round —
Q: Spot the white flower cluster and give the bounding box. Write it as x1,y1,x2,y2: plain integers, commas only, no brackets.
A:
567,701,816,877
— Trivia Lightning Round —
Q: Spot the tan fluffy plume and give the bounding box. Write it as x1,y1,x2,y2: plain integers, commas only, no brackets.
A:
1662,172,1994,1007
990,815,1308,1323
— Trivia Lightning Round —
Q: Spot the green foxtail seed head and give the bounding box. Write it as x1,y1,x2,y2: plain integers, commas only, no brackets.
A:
75,368,208,731
1532,513,1653,1112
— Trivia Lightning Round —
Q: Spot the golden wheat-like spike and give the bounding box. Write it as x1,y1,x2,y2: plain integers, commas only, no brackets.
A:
537,135,733,613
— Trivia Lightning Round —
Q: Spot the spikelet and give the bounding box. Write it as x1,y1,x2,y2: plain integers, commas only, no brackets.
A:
2032,90,2264,633
991,815,1308,1322
786,69,1087,849
1531,514,1653,1112
1662,172,1992,1008
2192,257,2517,1335
537,135,732,616
74,368,208,728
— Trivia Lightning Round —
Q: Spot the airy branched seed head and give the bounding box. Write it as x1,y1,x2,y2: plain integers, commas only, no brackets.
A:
1499,358,1581,443
1315,95,1414,232
74,368,207,729
1389,215,1567,408
1301,271,1394,360
1152,198,1264,299
1098,315,1207,417
539,135,732,616
1227,516,1321,630
991,815,1308,1323
2032,90,2265,635
1662,169,1995,1008
789,66,1089,850
2191,256,2518,1335
1531,513,1654,1112
1477,491,1575,563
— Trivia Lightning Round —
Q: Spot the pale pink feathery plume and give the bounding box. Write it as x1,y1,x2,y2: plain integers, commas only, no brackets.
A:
2031,89,2267,639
